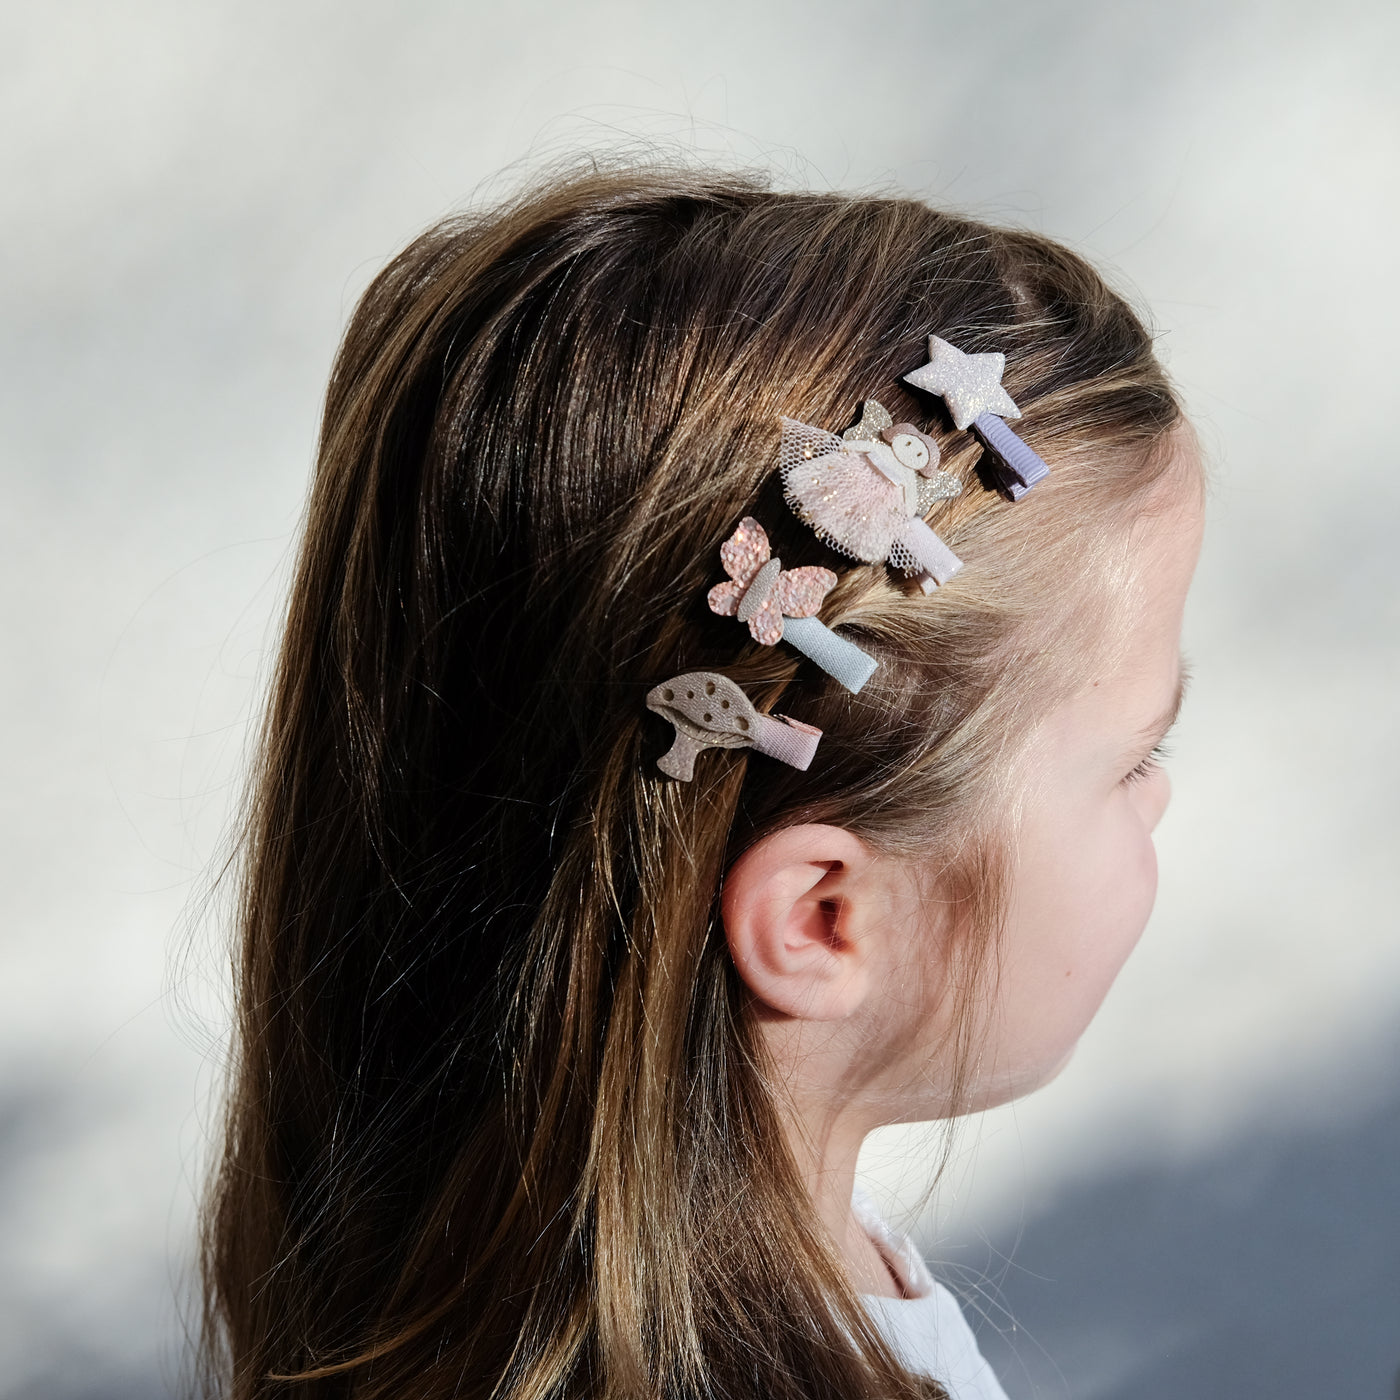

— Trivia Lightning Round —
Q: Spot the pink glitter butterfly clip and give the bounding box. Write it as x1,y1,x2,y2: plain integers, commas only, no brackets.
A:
704,517,879,693
707,517,836,646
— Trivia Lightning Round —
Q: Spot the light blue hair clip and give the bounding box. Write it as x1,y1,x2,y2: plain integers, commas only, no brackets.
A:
903,336,1050,500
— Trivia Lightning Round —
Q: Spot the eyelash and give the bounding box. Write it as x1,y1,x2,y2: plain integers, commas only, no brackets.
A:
1124,742,1171,786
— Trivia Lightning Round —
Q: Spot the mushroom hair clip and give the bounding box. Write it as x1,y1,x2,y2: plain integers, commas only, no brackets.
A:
707,517,878,694
902,335,1050,500
645,671,821,781
780,399,964,596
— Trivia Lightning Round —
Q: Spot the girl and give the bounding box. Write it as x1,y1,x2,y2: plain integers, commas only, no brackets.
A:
200,164,1202,1400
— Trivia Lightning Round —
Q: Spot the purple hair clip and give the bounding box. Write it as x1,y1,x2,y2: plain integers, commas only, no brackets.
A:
779,400,964,596
902,336,1049,500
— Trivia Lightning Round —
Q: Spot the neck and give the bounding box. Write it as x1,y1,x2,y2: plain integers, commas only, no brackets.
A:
765,1034,904,1298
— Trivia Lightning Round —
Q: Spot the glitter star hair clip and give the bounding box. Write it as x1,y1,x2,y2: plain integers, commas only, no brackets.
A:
779,400,964,595
902,335,1050,500
706,517,878,694
646,671,821,780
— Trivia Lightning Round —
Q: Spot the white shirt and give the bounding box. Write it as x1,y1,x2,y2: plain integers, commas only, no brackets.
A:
854,1193,1010,1400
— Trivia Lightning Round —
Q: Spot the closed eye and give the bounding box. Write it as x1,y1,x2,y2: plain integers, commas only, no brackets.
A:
1123,741,1171,786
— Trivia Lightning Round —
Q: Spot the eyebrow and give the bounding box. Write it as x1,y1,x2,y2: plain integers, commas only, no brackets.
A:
1138,658,1192,749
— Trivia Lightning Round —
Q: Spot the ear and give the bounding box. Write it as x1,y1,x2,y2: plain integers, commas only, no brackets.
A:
721,825,879,1022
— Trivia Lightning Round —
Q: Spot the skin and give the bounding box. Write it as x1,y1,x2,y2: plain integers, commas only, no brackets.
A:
722,462,1203,1298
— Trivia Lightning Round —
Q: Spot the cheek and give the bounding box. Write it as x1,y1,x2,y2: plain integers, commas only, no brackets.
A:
1059,794,1160,1010
982,793,1161,1100
1086,812,1159,983
1027,793,1157,967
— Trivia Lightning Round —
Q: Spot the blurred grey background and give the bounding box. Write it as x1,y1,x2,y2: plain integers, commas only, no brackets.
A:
2,1,1397,1396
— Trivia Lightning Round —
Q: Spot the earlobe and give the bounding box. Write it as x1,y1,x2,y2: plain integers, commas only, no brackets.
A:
722,825,878,1022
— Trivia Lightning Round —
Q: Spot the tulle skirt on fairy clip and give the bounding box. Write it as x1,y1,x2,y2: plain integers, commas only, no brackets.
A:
784,445,919,569
778,414,966,588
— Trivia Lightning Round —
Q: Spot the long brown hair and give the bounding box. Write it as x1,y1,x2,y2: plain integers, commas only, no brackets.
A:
200,162,1186,1400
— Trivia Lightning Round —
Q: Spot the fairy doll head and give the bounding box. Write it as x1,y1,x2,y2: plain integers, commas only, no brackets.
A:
201,163,1200,1400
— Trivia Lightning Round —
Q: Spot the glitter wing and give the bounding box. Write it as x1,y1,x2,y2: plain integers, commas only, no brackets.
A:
771,566,837,620
842,400,894,443
747,596,786,646
916,471,962,515
718,516,770,587
707,580,745,616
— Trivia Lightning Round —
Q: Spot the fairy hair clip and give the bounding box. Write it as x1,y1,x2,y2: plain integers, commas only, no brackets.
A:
780,400,964,595
646,672,821,780
903,335,1049,500
707,517,878,694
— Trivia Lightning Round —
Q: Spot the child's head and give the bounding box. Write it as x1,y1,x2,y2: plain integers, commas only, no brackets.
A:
206,164,1200,1399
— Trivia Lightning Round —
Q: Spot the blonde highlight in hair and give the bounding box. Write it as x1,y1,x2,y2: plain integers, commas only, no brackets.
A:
200,162,1186,1400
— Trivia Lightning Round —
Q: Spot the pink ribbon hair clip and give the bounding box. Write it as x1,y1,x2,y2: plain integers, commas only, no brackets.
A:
902,335,1050,500
779,399,964,596
646,672,821,781
707,517,878,694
